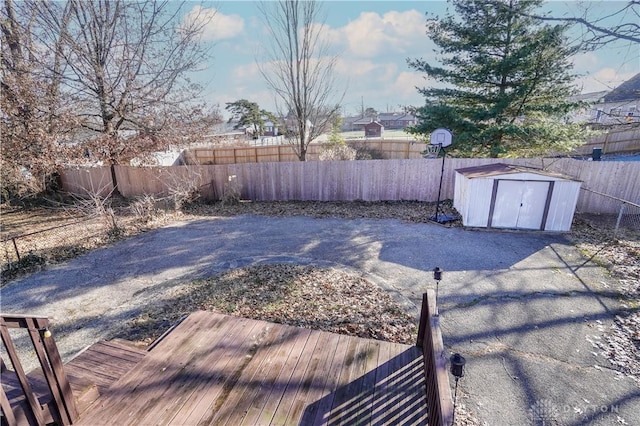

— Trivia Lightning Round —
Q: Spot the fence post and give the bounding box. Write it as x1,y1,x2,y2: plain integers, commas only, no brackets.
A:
615,203,626,235
11,238,20,262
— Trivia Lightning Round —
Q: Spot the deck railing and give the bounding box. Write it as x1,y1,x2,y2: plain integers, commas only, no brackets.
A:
1,314,77,426
417,289,454,426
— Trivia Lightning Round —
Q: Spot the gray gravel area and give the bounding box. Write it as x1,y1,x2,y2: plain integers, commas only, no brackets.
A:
1,214,638,425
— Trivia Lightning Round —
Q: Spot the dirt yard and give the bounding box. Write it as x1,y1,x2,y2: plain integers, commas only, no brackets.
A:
1,199,637,425
1,199,638,387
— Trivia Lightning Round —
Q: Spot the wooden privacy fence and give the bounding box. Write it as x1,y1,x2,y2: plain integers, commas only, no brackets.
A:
573,127,640,155
184,139,424,164
60,158,640,214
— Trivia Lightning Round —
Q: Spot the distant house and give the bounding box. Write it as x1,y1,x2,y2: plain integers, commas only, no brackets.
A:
278,117,315,141
364,121,384,138
352,116,375,128
568,73,640,126
377,112,417,129
341,116,364,132
264,121,279,136
344,112,417,131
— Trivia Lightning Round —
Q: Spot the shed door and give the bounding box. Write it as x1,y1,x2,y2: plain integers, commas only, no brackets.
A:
491,180,550,229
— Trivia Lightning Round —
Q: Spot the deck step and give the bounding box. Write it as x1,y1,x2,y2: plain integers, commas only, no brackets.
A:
2,368,98,424
2,339,146,425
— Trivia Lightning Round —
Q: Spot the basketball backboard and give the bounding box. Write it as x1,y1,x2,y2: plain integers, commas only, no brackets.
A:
430,128,453,147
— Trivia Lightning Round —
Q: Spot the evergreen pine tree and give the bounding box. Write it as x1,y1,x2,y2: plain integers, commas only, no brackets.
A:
409,0,588,157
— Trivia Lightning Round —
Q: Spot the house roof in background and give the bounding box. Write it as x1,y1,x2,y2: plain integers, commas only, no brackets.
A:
603,73,640,102
353,117,374,125
378,112,415,121
569,91,608,103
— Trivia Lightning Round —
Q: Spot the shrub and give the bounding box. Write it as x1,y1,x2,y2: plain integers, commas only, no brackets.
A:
319,144,357,161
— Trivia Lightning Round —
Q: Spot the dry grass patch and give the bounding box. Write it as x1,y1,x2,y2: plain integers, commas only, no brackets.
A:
567,216,640,383
117,264,417,346
184,199,461,224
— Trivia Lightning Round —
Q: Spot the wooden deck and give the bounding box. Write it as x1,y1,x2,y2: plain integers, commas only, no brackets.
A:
77,311,428,425
2,340,146,424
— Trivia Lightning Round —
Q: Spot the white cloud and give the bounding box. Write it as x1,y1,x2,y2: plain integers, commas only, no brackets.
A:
308,22,343,49
334,58,397,80
232,62,261,81
575,68,637,93
570,52,600,69
386,71,426,100
331,57,426,110
184,6,244,42
339,10,426,58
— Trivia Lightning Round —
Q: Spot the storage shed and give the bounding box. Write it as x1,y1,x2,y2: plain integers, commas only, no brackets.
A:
364,121,384,138
454,163,582,231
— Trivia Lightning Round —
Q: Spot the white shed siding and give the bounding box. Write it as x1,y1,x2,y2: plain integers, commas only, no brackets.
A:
453,172,468,219
466,179,494,227
544,181,581,231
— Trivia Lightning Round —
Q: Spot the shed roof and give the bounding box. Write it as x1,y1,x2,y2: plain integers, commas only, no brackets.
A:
603,72,640,102
353,117,374,125
455,163,580,181
364,121,384,128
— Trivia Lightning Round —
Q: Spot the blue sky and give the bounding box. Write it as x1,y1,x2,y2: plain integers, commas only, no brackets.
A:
186,1,640,118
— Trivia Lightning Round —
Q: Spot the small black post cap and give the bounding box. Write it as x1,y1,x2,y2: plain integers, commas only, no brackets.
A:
450,353,466,378
433,267,442,281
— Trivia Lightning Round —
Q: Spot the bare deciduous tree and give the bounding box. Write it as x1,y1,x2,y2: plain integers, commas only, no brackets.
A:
518,1,639,49
1,0,221,199
46,0,221,165
1,0,76,198
258,0,343,161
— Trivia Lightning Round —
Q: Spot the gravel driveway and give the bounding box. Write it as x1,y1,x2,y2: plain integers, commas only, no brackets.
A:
1,214,638,425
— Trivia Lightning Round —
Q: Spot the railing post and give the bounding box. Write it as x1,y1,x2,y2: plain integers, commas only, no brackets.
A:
0,315,78,425
30,318,78,425
416,290,454,426
0,319,47,425
416,292,430,348
1,372,18,426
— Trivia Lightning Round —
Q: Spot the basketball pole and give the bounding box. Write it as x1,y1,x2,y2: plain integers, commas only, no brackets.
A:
433,144,445,221
428,128,453,224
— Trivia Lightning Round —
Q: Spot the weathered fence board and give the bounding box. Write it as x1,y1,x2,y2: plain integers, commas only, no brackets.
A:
186,139,425,165
60,158,640,214
573,127,640,155
60,167,114,198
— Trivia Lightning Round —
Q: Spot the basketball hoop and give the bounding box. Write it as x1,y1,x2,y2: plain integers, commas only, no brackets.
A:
423,144,441,158
428,128,457,224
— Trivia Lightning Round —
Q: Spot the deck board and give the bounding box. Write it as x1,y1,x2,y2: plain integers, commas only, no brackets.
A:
96,313,233,424
268,330,322,425
205,323,293,426
251,327,312,425
281,330,337,425
140,316,263,425
158,317,266,425
77,311,428,426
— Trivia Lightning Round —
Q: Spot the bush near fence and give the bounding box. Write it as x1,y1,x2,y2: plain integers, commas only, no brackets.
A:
60,158,640,216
